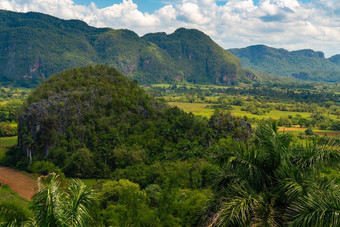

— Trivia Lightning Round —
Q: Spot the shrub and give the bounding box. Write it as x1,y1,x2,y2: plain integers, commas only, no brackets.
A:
305,128,314,136
0,200,32,223
29,160,63,175
0,122,17,137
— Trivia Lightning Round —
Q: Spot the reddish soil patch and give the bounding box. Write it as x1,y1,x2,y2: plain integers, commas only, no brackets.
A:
315,132,340,137
0,167,37,200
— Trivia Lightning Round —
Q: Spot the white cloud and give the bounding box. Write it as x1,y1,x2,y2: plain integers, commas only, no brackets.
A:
0,0,339,56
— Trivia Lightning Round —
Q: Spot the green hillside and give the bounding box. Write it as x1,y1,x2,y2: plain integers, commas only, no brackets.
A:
142,28,252,84
229,45,340,82
16,65,233,178
0,10,252,87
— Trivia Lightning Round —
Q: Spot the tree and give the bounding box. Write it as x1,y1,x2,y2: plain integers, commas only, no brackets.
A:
205,123,340,226
31,173,95,227
63,148,96,178
2,173,95,227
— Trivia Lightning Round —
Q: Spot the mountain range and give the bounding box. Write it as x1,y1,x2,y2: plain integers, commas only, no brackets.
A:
1,9,339,87
229,45,340,83
0,10,254,87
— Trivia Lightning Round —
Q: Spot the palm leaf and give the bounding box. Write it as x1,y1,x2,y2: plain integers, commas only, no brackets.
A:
287,190,340,227
65,179,95,227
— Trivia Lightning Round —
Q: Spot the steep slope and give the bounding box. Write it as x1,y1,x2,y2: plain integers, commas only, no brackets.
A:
229,45,340,82
330,55,340,65
0,10,251,86
142,28,251,84
0,10,105,86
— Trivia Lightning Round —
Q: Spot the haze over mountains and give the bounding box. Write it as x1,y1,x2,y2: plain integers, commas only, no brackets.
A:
229,45,340,83
0,9,339,87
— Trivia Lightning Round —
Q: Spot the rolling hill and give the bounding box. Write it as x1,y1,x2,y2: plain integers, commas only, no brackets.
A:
229,45,340,83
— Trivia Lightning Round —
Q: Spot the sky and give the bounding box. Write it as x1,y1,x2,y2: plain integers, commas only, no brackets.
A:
0,0,339,57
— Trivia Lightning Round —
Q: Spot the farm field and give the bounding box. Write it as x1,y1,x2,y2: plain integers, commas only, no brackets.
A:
0,167,37,200
168,101,340,138
168,102,215,118
168,102,314,119
278,127,340,137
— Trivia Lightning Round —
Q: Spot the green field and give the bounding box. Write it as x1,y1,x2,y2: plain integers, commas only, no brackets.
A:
0,136,17,163
0,184,29,206
168,102,215,118
0,183,33,222
168,102,313,119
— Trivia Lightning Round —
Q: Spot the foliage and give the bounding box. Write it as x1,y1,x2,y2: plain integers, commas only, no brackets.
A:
0,184,32,225
0,122,17,137
1,64,339,226
204,123,340,226
15,66,255,178
29,160,63,176
30,173,95,227
209,110,252,141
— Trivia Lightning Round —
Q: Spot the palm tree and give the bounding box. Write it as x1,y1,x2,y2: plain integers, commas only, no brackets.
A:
30,173,95,227
206,122,340,226
23,134,35,164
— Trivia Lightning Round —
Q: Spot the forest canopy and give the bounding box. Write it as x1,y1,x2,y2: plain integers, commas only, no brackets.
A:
14,65,250,178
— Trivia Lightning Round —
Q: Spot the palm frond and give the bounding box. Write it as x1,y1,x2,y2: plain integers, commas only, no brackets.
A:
291,137,340,170
287,190,340,227
30,173,66,227
65,179,95,227
212,182,262,227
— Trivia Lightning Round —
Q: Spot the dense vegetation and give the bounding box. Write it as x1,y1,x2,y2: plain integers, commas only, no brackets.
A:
0,65,338,226
0,10,253,87
11,65,251,178
149,81,340,134
0,9,338,226
229,45,340,82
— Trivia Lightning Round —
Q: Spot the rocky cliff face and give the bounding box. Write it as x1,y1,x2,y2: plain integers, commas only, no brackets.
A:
18,93,88,157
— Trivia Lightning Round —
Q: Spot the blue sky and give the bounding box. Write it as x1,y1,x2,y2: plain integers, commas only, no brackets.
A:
0,0,338,56
74,0,312,13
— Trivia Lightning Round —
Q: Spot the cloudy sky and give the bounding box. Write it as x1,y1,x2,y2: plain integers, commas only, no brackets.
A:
0,0,339,57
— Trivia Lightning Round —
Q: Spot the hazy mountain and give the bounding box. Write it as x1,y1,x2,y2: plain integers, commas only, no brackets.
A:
229,45,340,83
0,10,254,87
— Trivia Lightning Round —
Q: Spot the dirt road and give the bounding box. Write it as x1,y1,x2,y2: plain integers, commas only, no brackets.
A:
0,167,37,200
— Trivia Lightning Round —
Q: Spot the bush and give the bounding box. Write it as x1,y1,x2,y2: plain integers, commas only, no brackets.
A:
29,160,63,176
0,122,17,137
0,200,32,223
277,117,292,127
305,128,314,136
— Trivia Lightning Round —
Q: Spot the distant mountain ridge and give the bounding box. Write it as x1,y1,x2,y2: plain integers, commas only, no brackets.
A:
0,10,254,87
228,45,340,83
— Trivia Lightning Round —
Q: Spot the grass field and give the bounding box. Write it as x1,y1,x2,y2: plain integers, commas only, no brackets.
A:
278,127,340,137
168,102,313,119
168,101,340,138
0,184,30,206
168,102,215,118
0,136,17,163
